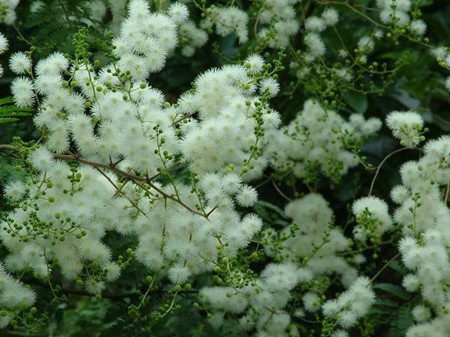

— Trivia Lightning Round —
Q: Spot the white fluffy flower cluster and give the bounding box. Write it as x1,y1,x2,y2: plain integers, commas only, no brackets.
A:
266,99,381,182
111,0,188,79
87,0,108,22
0,32,8,78
2,161,121,293
304,8,339,59
356,35,376,56
322,276,375,329
386,110,424,147
409,19,427,37
376,0,427,36
200,262,312,336
38,0,207,58
178,55,281,180
202,6,249,44
257,0,302,48
2,0,279,318
391,136,450,236
266,193,358,286
0,0,20,24
405,317,450,337
10,75,35,108
400,234,449,304
178,20,208,56
387,135,450,336
431,47,450,91
9,51,31,74
0,264,36,326
399,233,450,337
0,33,7,54
377,0,411,27
134,188,264,285
352,196,393,241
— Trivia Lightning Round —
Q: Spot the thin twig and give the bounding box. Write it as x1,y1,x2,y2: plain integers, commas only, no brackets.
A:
254,176,272,189
0,144,16,151
95,167,147,216
368,147,421,196
412,107,450,127
370,253,400,283
315,0,387,28
171,112,196,126
272,180,293,202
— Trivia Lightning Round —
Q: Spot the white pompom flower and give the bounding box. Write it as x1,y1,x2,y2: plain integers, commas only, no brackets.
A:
168,2,189,24
241,213,263,235
304,33,325,57
9,52,32,74
332,330,349,337
236,184,258,207
0,281,36,309
322,8,339,26
305,16,326,32
410,19,427,36
29,146,54,172
386,111,424,147
303,292,321,312
221,172,242,194
245,54,264,74
3,180,26,202
0,32,8,54
259,78,280,98
168,263,191,284
402,274,420,292
85,278,106,295
412,304,431,323
11,77,35,107
352,196,392,231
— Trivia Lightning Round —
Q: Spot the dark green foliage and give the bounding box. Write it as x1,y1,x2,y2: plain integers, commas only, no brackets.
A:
20,0,108,56
0,96,33,124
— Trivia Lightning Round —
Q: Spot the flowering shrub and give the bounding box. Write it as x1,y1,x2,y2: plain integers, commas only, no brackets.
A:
1,0,450,336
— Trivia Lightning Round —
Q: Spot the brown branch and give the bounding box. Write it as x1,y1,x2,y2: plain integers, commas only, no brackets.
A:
368,147,422,196
0,145,208,218
255,175,292,201
54,153,149,182
171,112,197,126
53,154,207,217
0,144,16,151
206,206,217,217
370,253,400,283
147,160,182,181
95,167,147,216
254,176,272,189
272,180,293,202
